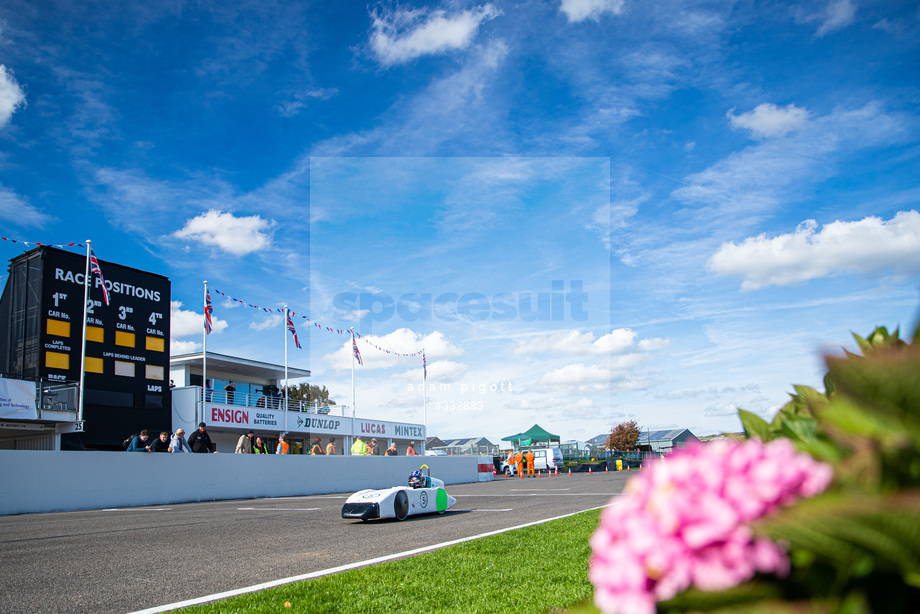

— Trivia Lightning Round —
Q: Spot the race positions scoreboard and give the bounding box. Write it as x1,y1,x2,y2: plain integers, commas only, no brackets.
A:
39,247,171,403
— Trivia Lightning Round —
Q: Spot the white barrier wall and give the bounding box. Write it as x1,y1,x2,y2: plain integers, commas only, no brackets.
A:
0,451,494,516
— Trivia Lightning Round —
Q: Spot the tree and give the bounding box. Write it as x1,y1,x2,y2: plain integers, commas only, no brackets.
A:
606,420,640,451
288,383,336,406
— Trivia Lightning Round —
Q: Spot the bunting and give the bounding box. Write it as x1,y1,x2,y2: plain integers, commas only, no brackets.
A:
423,350,427,380
1,236,85,249
211,287,425,358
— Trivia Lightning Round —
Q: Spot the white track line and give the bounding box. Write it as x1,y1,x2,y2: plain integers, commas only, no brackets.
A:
469,508,514,512
459,493,622,497
509,488,570,491
237,507,320,511
127,503,618,614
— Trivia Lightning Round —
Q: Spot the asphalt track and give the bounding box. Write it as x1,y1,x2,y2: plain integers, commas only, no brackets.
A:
0,471,629,613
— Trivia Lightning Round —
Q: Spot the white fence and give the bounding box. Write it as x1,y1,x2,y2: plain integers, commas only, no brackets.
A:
0,451,492,515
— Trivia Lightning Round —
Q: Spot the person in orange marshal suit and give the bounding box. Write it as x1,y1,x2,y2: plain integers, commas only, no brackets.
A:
526,449,535,477
515,449,524,478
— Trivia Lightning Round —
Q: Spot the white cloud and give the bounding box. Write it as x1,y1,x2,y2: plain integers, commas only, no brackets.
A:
0,65,26,128
728,103,810,139
173,210,273,256
171,300,229,337
275,87,337,118
393,360,468,382
0,184,51,227
538,363,610,389
559,0,625,23
638,337,670,351
504,396,598,411
250,314,282,331
369,4,501,66
703,402,739,418
170,339,201,355
673,102,907,226
323,328,464,371
385,392,427,410
513,328,670,355
708,210,920,289
533,360,652,393
816,0,857,37
340,309,370,322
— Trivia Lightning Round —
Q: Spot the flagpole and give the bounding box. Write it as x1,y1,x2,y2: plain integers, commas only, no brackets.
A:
351,327,356,453
77,240,92,424
422,349,427,441
284,305,289,434
202,280,208,426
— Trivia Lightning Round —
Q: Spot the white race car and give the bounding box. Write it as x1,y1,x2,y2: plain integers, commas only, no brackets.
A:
341,465,457,521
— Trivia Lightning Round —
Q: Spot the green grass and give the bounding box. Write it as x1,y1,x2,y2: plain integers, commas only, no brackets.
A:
179,509,602,614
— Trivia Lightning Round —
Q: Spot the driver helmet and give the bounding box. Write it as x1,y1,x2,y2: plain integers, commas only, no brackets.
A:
408,470,425,489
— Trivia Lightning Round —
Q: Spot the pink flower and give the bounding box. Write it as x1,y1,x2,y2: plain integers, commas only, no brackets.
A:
590,438,832,614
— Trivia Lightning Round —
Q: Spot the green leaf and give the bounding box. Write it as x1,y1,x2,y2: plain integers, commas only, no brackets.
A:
815,397,907,447
793,385,826,406
758,491,920,579
825,349,920,449
739,409,771,441
658,578,784,612
852,332,872,355
824,371,837,397
779,415,817,442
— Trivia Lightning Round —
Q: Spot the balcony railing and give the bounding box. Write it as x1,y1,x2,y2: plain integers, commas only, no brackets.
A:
38,383,79,413
206,390,351,417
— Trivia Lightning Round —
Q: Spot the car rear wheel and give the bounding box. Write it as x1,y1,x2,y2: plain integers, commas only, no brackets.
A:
394,490,409,520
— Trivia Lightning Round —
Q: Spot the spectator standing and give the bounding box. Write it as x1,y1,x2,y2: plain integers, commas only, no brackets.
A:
351,436,368,456
310,438,325,455
205,379,212,402
326,438,336,455
253,437,268,454
385,442,398,456
224,380,236,404
406,441,418,456
149,432,171,453
170,429,189,453
127,430,150,452
369,438,380,455
235,430,254,454
276,434,290,455
188,422,217,453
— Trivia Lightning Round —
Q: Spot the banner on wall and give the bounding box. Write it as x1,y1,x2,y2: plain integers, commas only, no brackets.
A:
0,378,38,420
207,404,349,435
206,404,424,439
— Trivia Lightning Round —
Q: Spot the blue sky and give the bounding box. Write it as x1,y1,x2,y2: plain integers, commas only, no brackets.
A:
1,0,918,443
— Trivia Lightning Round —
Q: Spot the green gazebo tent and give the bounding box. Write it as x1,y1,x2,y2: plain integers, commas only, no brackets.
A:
501,424,560,447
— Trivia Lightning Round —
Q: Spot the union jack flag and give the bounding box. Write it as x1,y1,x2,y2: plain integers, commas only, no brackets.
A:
353,337,363,365
286,313,301,349
204,290,213,334
89,248,110,305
